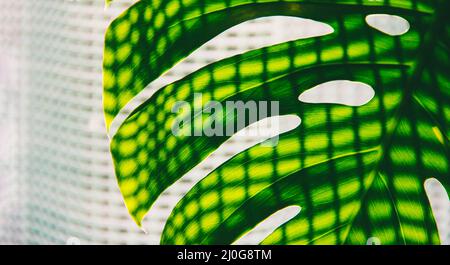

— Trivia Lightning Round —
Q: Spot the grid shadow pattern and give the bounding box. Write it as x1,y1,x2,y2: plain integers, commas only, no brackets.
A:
104,0,449,244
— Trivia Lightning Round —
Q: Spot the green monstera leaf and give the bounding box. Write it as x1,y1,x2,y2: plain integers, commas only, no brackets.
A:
103,0,449,244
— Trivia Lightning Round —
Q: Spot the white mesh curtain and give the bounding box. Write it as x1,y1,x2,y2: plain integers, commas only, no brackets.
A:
0,0,448,244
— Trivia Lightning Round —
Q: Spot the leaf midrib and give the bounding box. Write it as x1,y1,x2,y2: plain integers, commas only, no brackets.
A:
203,5,447,243
311,2,449,244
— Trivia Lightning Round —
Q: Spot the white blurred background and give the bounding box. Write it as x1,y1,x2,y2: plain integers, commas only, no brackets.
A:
0,0,448,244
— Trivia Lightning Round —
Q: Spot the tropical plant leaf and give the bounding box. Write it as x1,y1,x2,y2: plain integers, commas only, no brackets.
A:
103,0,449,244
102,0,434,129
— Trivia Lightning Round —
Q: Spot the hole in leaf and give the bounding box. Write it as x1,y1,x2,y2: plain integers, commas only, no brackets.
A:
424,178,450,243
162,16,333,90
365,14,410,36
232,114,301,143
298,80,375,106
200,16,333,63
233,205,301,245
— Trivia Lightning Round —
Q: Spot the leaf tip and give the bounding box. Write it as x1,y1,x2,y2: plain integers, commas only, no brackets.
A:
130,211,145,230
